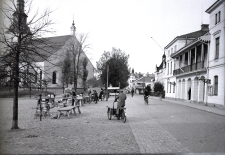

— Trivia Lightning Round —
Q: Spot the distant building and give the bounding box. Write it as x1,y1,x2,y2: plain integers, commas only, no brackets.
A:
133,75,155,94
127,72,136,90
155,53,166,86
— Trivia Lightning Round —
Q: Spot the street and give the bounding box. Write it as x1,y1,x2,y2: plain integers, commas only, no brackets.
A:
0,95,224,154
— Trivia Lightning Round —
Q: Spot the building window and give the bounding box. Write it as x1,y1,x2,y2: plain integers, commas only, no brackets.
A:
170,62,172,74
52,71,57,84
214,76,218,95
218,11,221,23
215,37,219,59
215,13,217,24
215,11,221,25
169,83,171,93
174,45,177,52
171,48,173,54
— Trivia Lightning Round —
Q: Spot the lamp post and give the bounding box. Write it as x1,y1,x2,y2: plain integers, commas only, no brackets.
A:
196,72,211,105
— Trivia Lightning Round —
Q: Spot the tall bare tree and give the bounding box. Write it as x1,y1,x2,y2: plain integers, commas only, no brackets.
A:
64,33,90,91
82,57,88,92
0,0,55,129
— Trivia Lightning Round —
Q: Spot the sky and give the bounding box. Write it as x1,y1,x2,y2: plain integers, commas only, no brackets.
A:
26,0,215,74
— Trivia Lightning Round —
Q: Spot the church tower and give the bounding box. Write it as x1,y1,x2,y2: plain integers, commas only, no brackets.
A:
70,20,76,36
9,0,30,35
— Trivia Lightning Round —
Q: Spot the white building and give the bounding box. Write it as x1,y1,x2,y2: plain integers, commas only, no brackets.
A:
205,0,225,107
127,72,136,90
166,24,209,100
155,53,166,85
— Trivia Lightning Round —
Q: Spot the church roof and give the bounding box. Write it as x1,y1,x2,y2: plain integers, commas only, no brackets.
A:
30,35,72,62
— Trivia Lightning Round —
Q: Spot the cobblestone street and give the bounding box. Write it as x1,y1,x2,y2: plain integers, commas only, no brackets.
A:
0,95,225,154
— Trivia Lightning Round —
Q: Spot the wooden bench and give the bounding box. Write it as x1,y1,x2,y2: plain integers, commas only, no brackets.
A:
57,106,76,119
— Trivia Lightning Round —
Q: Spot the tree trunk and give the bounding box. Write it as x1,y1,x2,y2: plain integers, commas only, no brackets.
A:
73,54,77,91
12,48,20,129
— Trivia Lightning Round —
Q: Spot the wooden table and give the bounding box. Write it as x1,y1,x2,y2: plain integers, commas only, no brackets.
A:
57,106,76,119
84,96,90,104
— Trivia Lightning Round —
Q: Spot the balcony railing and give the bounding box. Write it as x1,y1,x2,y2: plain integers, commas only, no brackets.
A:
173,61,205,76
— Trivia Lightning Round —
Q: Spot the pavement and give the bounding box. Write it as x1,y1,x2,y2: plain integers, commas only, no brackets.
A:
0,95,224,154
149,96,225,116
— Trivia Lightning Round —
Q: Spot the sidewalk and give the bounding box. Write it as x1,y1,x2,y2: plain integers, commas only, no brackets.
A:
149,96,225,116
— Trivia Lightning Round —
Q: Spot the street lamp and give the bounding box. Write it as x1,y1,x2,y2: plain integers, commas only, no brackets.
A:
196,73,211,84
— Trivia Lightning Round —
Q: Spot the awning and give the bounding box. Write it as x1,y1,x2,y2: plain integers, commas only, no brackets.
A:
198,34,211,42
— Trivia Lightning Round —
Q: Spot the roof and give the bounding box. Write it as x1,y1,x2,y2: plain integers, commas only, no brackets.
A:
171,32,210,58
136,76,155,83
165,24,209,49
205,0,222,13
156,62,164,72
29,35,72,62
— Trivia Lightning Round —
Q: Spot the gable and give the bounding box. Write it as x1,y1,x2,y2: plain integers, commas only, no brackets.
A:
30,35,72,62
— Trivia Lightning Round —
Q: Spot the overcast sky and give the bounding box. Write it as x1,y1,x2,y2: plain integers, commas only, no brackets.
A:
28,0,215,74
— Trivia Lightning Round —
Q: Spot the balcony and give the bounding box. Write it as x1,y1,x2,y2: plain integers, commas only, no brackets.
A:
173,61,205,76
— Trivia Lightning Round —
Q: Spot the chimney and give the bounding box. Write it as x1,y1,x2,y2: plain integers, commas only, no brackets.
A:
201,24,209,31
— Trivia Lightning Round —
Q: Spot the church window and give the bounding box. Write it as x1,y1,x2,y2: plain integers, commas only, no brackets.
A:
52,71,57,84
40,71,42,80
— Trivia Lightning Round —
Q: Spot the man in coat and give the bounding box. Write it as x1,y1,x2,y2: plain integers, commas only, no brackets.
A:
115,90,127,116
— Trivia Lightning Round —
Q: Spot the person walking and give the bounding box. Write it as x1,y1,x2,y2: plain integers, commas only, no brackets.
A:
87,89,92,103
144,87,150,105
131,87,134,97
99,88,103,101
93,90,98,104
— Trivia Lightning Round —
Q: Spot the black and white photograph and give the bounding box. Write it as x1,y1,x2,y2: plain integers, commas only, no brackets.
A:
0,0,224,154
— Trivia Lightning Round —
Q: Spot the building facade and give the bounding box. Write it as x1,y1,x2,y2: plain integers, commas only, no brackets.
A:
167,24,209,101
205,0,225,107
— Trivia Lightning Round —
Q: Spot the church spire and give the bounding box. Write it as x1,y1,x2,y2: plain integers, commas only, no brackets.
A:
9,0,30,35
71,19,76,36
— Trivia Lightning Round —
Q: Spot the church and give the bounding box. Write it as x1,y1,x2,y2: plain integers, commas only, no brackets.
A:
1,0,95,92
32,20,95,90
